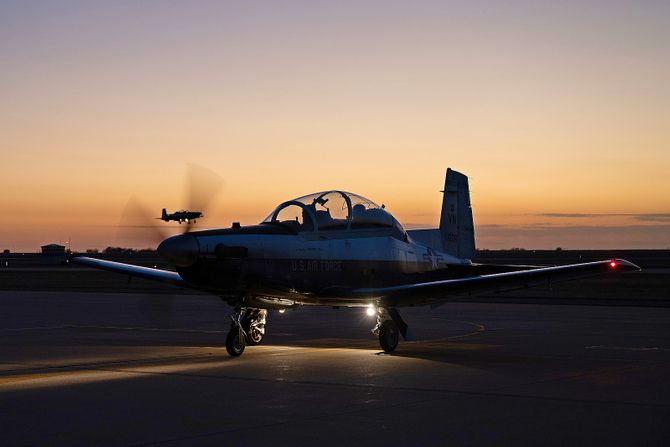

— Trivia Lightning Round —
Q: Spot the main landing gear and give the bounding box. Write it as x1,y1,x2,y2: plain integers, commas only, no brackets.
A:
372,307,414,353
378,320,399,352
225,308,267,357
225,306,412,356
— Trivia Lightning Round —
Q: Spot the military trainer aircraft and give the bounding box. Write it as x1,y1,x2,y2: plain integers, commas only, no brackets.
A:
158,208,203,224
74,169,640,357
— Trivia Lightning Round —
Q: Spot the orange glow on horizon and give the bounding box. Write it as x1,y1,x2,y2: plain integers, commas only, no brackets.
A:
1,2,669,251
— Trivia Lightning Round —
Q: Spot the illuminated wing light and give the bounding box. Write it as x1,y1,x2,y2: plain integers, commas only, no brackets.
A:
610,260,617,269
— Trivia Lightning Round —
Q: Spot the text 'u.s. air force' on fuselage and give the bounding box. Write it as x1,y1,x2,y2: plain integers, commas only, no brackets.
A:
74,169,640,357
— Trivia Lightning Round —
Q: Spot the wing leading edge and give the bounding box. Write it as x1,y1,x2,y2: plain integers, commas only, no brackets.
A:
72,256,187,287
73,256,640,307
352,259,640,306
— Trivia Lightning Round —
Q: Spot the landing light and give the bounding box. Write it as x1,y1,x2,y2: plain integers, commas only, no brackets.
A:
366,304,376,317
278,309,286,314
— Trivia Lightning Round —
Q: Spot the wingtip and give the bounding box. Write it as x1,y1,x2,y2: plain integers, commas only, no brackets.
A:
614,258,642,271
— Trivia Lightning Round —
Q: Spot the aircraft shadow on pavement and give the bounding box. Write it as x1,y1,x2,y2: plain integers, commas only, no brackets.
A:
259,337,545,367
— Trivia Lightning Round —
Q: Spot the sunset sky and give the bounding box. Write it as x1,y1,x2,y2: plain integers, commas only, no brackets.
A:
1,0,669,251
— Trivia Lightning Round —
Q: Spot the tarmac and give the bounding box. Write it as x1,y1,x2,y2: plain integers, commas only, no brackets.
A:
1,290,669,446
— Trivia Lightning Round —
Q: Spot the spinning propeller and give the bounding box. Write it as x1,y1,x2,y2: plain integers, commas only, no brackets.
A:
117,164,224,250
116,164,223,327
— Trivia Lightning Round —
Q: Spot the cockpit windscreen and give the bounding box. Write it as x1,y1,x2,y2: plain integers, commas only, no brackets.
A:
262,191,404,234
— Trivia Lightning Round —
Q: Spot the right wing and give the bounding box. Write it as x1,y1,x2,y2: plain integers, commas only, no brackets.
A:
72,256,187,287
352,258,640,307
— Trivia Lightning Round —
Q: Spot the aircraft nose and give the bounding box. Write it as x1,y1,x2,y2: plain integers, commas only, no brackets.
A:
157,234,200,267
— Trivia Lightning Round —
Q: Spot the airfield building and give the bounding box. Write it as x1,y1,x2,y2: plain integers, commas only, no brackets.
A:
40,243,66,264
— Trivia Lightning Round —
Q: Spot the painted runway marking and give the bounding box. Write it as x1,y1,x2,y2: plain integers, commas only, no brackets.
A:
0,325,227,334
429,317,486,340
0,326,68,332
585,345,669,352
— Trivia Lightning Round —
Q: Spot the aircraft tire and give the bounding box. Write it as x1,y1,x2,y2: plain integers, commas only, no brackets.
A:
246,330,264,346
242,310,266,346
379,320,399,353
243,319,265,346
225,327,246,357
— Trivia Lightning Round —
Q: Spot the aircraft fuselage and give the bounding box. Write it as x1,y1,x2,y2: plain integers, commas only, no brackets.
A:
165,224,470,307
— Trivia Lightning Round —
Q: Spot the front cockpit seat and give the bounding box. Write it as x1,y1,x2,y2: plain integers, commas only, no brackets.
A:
314,209,333,227
301,208,315,231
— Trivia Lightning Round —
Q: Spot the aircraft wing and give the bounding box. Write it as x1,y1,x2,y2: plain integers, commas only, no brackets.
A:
72,256,187,287
352,259,640,307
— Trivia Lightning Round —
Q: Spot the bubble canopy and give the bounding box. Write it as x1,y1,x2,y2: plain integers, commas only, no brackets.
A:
262,191,405,233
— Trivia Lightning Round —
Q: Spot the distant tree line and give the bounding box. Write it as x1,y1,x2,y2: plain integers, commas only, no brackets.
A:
101,247,156,254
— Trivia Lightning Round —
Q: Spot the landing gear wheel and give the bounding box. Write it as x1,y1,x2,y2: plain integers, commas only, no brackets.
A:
379,320,399,353
243,318,265,346
241,309,266,346
225,327,246,357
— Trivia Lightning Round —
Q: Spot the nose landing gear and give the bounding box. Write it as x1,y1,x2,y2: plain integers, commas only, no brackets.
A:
225,323,246,357
225,307,267,357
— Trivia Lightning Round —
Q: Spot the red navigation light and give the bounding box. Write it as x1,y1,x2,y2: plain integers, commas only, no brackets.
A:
609,260,617,269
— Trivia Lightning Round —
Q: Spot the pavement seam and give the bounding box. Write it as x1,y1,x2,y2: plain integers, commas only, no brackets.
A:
84,361,670,410
124,372,669,447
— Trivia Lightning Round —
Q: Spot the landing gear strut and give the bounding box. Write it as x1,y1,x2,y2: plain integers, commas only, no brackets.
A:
225,307,267,357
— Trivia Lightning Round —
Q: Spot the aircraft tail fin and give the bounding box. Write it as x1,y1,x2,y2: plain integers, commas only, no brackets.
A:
439,168,476,259
161,208,167,220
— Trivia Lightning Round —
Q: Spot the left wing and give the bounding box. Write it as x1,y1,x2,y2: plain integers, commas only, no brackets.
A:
72,256,187,287
352,259,640,307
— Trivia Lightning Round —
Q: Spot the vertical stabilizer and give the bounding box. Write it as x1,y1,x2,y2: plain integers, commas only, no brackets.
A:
439,168,476,259
161,208,167,221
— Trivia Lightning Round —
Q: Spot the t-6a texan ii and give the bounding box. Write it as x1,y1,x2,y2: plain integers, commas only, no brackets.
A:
158,208,203,225
74,169,640,357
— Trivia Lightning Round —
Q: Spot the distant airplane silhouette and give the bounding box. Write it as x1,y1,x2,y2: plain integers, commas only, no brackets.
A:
158,208,202,224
